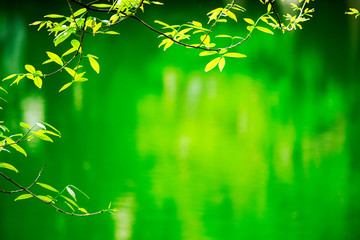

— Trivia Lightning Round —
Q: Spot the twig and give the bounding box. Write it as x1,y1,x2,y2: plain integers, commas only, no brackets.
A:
0,164,46,194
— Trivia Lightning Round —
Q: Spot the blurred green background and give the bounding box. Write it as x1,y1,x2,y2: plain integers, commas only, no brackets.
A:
1,0,360,239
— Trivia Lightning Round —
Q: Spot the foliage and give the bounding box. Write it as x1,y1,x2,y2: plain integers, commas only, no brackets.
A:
3,0,358,216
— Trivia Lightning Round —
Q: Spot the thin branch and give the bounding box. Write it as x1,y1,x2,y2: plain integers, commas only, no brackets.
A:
269,0,308,31
0,169,105,216
0,164,46,194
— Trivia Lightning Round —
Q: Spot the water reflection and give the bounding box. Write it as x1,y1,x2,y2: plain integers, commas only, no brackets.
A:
135,67,348,239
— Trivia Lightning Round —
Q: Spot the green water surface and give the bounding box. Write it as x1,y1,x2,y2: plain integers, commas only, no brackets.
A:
1,1,360,240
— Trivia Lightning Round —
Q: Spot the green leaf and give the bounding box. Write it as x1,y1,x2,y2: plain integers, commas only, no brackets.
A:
73,8,87,17
11,75,25,86
71,39,80,49
59,82,73,92
87,55,100,74
0,86,7,93
37,182,59,192
91,3,112,8
256,26,274,34
61,195,79,208
66,186,76,201
0,162,19,173
205,57,221,72
224,52,247,58
199,51,218,56
44,130,61,138
44,14,65,18
5,138,27,157
34,76,42,89
36,122,46,130
65,201,75,211
54,29,73,46
78,208,88,214
31,131,53,142
104,31,120,35
40,122,61,136
224,10,237,22
46,52,63,66
25,65,36,74
15,194,33,201
38,195,53,203
218,57,225,72
20,122,30,129
244,18,254,25
2,74,17,81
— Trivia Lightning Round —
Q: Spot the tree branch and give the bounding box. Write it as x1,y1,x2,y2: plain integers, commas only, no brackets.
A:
0,164,46,194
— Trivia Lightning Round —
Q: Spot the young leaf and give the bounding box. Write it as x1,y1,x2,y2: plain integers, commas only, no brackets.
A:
36,122,46,130
38,195,53,203
73,8,87,17
244,18,254,25
205,57,221,72
15,194,33,201
0,162,19,173
218,57,225,72
34,76,42,89
91,4,112,8
104,31,120,35
61,195,79,208
87,55,100,74
66,186,77,201
256,26,274,34
31,131,53,142
20,122,30,129
46,52,63,66
59,82,73,92
2,74,17,81
78,208,88,214
25,65,36,74
36,182,59,192
199,51,218,56
224,52,247,58
40,122,61,136
44,14,65,18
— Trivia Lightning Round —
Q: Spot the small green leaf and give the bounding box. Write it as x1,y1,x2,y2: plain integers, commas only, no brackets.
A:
87,55,100,74
73,8,87,17
20,122,30,129
205,57,221,72
36,182,59,192
91,3,112,8
38,195,53,203
61,195,79,208
40,122,61,136
78,208,88,214
0,162,19,173
244,18,254,25
25,65,36,74
44,14,65,18
256,26,274,34
46,52,63,66
199,51,218,56
104,31,120,35
224,52,247,58
15,194,33,201
59,82,73,92
2,74,17,81
31,131,53,142
66,186,76,201
34,76,42,89
218,57,225,72
36,122,46,130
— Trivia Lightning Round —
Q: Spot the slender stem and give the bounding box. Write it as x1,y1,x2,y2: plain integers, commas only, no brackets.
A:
0,164,46,194
0,170,105,216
